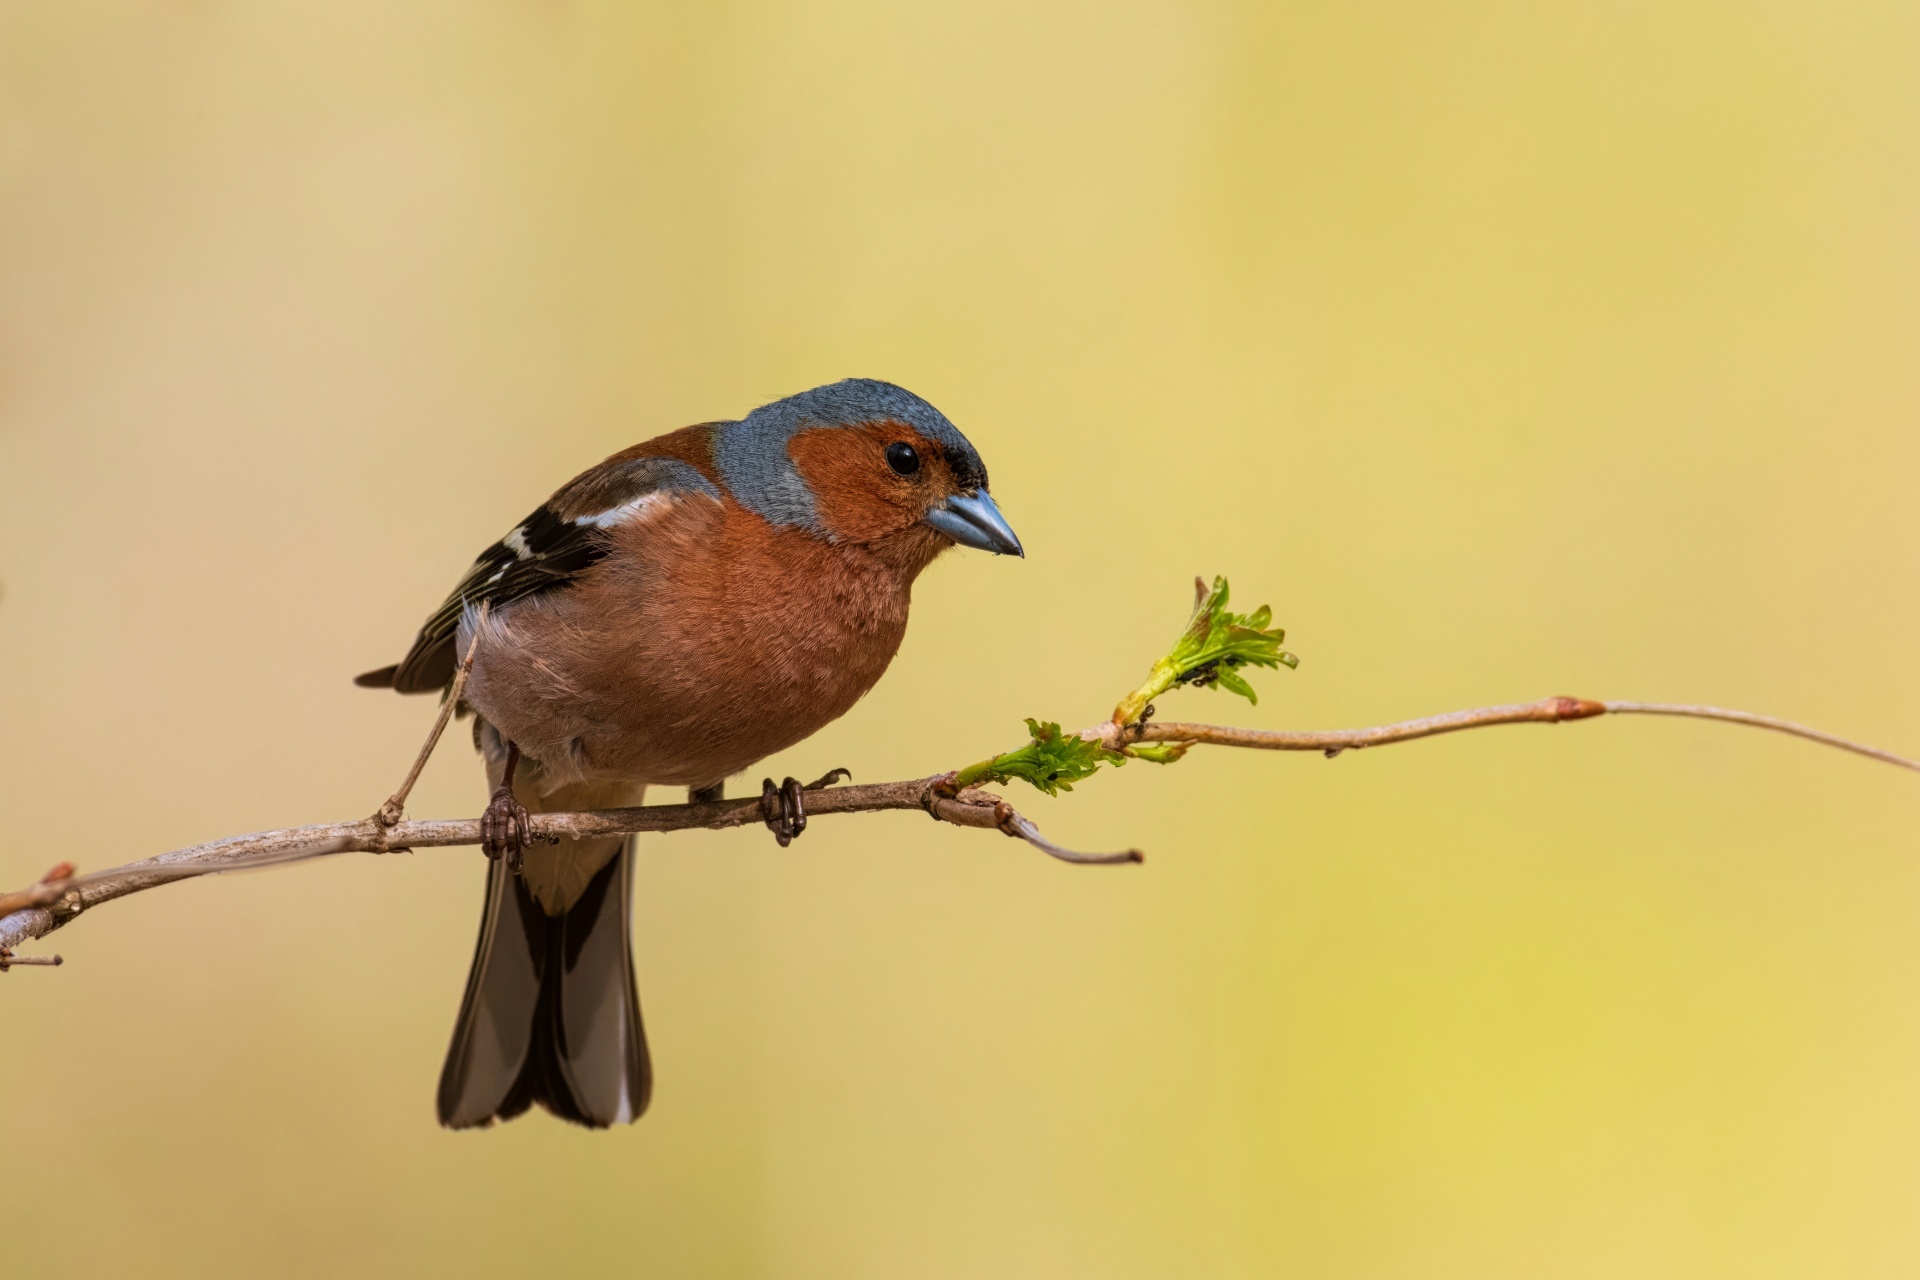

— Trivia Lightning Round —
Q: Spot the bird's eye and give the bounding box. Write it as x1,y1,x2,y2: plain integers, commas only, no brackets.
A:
885,442,921,476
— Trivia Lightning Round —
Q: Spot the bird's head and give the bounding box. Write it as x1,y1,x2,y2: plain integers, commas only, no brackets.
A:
713,379,1022,567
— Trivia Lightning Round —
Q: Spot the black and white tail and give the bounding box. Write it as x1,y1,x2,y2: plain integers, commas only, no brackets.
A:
436,838,652,1129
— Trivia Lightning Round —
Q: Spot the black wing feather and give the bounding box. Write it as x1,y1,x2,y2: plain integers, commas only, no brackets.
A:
379,502,614,694
360,451,721,695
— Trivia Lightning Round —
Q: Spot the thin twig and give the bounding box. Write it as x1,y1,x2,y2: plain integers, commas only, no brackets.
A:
4,693,1916,962
1000,811,1142,865
374,630,481,830
1600,701,1920,773
1107,696,1606,755
925,788,1144,865
1108,696,1920,774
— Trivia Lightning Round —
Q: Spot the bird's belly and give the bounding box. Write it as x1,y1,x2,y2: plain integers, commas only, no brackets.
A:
573,636,897,786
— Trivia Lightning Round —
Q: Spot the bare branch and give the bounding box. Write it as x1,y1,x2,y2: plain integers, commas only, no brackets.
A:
0,777,1121,954
3,691,1915,965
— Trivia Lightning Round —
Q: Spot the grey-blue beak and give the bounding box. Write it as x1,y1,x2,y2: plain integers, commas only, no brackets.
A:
923,489,1024,557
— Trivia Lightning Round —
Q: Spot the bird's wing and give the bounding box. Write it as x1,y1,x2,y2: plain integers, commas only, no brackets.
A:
357,452,721,694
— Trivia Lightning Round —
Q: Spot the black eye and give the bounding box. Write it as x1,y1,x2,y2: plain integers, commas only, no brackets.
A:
885,442,921,476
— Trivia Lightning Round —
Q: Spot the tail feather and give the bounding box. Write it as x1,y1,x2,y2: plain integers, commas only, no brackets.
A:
437,839,651,1129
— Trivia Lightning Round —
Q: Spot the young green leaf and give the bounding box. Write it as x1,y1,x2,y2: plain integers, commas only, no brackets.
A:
953,719,1125,796
1112,576,1299,726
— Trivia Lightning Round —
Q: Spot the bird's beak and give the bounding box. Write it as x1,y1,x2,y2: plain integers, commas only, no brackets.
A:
923,489,1024,557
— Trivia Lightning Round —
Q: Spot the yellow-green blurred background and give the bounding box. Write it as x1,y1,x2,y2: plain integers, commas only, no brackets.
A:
3,2,1918,1275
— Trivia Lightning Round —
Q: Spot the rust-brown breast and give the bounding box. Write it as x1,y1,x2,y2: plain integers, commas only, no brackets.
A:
461,489,948,793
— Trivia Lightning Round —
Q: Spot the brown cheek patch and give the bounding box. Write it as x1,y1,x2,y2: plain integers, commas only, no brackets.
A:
788,423,930,542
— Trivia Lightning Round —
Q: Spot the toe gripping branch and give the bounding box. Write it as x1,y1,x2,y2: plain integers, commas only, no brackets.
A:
481,741,533,873
760,768,852,847
481,785,532,873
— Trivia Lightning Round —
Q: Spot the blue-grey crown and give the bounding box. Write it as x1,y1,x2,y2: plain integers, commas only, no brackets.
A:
711,378,988,533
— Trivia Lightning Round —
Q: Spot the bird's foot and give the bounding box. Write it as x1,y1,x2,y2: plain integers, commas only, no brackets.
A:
480,784,531,874
804,767,851,790
689,781,725,805
760,776,807,847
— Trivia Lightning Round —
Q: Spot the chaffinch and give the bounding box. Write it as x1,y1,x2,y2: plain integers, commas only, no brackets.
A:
356,379,1022,1129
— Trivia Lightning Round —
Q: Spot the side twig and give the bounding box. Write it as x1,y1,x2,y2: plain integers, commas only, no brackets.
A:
373,631,481,832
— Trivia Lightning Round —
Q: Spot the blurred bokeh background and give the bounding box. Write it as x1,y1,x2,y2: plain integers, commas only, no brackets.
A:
3,2,1917,1275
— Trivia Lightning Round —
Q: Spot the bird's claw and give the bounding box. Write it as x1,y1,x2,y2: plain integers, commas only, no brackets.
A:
804,767,851,790
481,784,531,874
760,776,807,847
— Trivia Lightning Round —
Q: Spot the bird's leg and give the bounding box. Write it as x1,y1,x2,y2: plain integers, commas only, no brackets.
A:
759,776,808,847
689,781,725,805
481,741,533,874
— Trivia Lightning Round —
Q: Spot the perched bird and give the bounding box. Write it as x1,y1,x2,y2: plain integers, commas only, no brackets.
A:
357,379,1022,1129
